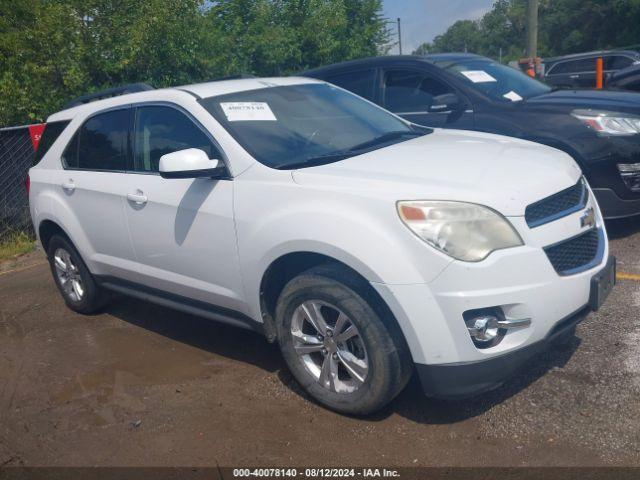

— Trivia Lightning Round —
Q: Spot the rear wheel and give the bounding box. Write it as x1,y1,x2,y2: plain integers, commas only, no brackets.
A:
276,264,411,415
47,235,108,314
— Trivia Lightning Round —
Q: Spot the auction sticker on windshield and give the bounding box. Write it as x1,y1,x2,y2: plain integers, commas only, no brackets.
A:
221,102,277,121
503,90,523,102
460,70,497,83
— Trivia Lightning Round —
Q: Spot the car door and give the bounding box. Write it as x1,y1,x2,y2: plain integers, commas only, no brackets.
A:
380,67,474,129
121,103,244,312
544,61,568,87
574,57,598,88
56,107,139,280
547,58,596,88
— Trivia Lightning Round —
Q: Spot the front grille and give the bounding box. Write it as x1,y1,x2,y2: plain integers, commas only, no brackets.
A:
544,228,602,275
525,179,587,228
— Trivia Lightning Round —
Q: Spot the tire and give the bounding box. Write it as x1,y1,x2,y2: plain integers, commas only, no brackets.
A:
47,235,108,314
275,264,411,415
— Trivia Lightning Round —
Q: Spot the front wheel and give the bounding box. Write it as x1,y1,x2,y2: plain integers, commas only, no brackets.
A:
275,265,411,415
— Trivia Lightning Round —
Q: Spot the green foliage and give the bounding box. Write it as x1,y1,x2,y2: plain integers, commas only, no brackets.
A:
412,0,640,62
0,0,388,126
430,20,481,54
0,231,35,262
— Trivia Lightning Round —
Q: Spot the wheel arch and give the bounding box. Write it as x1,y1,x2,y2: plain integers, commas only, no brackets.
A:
38,219,71,253
258,251,415,364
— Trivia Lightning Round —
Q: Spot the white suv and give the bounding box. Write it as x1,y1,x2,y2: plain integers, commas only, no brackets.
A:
29,77,615,415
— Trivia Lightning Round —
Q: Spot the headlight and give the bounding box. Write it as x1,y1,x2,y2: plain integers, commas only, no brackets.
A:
572,110,640,136
397,201,523,262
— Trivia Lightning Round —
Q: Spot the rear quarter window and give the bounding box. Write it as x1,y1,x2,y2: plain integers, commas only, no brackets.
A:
33,120,70,165
606,55,634,70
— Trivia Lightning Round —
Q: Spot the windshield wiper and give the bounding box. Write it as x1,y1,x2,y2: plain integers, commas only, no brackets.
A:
274,130,426,170
345,130,424,152
274,153,354,170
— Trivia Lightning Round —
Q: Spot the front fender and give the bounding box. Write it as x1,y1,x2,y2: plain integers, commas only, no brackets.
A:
234,177,452,321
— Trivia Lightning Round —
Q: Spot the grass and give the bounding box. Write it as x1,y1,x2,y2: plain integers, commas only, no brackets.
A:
0,231,36,262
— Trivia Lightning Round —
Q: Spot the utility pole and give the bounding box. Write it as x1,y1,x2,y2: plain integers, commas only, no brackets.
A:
397,18,402,55
526,0,538,58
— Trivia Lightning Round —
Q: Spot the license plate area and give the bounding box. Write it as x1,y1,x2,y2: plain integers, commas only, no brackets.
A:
589,256,616,311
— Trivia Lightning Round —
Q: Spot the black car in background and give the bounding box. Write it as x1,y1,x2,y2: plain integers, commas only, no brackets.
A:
608,63,640,92
304,54,640,219
543,50,640,89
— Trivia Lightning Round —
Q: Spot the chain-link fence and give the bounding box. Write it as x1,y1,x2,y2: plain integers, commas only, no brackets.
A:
0,126,36,242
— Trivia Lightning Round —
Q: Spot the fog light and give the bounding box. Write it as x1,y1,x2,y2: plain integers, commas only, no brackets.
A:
463,309,532,349
465,315,500,344
618,163,640,192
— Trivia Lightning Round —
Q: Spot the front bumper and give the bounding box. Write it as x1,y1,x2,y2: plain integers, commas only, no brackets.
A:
388,256,616,399
415,305,590,399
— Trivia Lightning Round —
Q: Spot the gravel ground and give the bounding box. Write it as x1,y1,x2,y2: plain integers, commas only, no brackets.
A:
0,218,639,467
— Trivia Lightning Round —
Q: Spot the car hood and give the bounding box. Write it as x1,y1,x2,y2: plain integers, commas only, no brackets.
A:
527,89,640,112
291,129,582,217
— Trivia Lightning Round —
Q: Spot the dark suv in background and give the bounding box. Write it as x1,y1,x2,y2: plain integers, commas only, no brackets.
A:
304,54,640,219
608,63,640,92
543,50,640,89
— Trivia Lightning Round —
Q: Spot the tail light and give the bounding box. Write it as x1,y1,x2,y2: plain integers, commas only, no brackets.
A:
25,173,30,195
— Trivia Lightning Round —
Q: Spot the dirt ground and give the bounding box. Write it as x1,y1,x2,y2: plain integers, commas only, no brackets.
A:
1,219,639,468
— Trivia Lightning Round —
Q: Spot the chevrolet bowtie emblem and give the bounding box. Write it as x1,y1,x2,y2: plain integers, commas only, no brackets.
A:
581,207,596,229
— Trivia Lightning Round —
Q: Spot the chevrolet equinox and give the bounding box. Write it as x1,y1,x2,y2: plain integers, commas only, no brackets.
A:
29,77,615,414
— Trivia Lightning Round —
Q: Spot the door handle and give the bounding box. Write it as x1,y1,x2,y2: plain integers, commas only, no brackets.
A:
61,180,75,192
570,74,580,79
127,192,148,205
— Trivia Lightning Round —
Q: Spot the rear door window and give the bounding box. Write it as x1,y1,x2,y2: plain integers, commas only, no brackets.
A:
550,58,596,75
61,131,79,168
383,69,454,113
64,108,130,171
322,70,377,101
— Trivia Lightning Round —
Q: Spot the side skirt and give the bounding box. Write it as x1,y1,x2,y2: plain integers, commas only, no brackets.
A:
96,276,264,335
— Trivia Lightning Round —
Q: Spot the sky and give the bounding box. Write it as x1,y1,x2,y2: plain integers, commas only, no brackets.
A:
382,0,496,54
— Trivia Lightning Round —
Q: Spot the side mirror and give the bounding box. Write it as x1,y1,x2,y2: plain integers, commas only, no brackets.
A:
430,93,461,112
159,148,225,179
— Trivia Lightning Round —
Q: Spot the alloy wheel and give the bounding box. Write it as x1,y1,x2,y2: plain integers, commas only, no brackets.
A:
53,248,85,302
290,300,369,394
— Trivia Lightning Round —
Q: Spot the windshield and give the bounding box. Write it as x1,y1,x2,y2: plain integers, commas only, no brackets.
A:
442,59,551,102
201,83,427,169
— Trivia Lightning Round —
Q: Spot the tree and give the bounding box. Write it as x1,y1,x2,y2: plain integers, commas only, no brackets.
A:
430,20,481,54
412,0,640,62
0,0,388,126
412,42,433,55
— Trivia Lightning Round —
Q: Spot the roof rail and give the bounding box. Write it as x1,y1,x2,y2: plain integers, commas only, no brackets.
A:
210,74,256,82
63,83,155,110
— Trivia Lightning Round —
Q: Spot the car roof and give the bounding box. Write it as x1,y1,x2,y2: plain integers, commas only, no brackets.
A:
544,50,640,64
303,53,487,75
48,76,321,122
